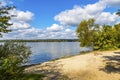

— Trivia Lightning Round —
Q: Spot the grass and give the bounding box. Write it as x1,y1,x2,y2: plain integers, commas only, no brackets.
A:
79,50,92,55
18,73,45,80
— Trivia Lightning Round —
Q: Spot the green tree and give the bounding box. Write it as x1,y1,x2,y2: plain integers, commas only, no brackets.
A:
76,19,119,50
113,23,120,48
0,5,44,80
76,18,99,47
0,6,15,37
116,9,120,16
0,41,31,80
94,25,116,50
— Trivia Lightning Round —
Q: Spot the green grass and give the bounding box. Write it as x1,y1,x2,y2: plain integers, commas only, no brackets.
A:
79,51,92,55
18,73,45,80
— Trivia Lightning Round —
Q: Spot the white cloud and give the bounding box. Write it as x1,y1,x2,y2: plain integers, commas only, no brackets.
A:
1,0,120,39
9,22,31,29
54,0,106,26
2,27,43,39
54,6,87,26
65,29,72,32
46,24,64,32
0,0,14,7
44,28,76,39
18,27,42,35
96,12,118,25
101,0,120,7
8,9,34,29
84,0,106,14
10,9,34,22
55,29,77,39
54,0,119,26
2,27,77,39
0,1,7,7
0,1,77,39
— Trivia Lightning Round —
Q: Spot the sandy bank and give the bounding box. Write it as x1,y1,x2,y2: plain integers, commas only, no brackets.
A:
25,50,120,80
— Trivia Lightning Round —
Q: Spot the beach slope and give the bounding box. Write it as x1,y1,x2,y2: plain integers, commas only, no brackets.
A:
25,50,120,80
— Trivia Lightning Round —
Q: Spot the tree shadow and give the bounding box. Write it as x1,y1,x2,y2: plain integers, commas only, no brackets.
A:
114,52,120,54
100,52,120,73
25,61,69,80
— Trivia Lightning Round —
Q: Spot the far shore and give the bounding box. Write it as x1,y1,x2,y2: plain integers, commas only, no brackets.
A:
25,50,120,80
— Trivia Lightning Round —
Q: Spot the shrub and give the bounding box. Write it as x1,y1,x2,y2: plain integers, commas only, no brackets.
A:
0,41,31,80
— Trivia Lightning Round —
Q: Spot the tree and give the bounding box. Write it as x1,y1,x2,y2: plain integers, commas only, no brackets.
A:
116,9,120,16
0,6,14,37
113,23,120,48
94,25,117,50
0,6,33,80
76,18,99,47
0,41,31,80
76,18,120,50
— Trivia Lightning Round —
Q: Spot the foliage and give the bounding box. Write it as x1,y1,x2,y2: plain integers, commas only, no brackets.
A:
0,6,14,37
17,73,45,80
113,23,120,48
116,9,120,16
0,39,78,42
76,19,120,50
0,41,32,80
94,25,116,50
0,5,45,80
76,18,99,47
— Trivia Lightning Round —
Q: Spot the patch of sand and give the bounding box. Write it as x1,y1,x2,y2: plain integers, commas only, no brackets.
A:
25,50,120,80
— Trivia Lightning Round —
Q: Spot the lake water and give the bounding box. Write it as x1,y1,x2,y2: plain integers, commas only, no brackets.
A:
26,42,92,65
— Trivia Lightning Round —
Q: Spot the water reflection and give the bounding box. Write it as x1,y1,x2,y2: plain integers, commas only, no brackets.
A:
26,42,92,65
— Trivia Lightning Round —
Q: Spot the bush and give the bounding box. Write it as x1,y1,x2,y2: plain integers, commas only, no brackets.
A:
0,41,31,80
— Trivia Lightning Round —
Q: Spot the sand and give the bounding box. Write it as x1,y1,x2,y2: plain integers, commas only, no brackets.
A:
25,50,120,80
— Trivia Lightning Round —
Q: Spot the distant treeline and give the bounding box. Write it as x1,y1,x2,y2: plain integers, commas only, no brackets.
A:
0,39,79,42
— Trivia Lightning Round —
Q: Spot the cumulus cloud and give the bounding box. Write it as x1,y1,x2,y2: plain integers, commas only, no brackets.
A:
0,0,14,7
9,22,31,29
96,12,118,25
1,0,120,39
0,0,76,39
8,9,34,29
2,26,77,39
0,1,7,7
54,0,119,26
44,28,76,39
65,29,72,32
17,28,43,38
2,27,43,39
10,9,34,22
84,0,106,14
101,0,120,7
46,24,64,32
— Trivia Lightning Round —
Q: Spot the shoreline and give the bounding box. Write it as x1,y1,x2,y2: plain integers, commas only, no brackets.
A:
25,50,92,67
25,49,118,67
23,51,93,67
25,50,120,80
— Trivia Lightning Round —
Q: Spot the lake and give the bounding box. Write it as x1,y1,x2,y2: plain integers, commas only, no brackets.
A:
26,42,92,65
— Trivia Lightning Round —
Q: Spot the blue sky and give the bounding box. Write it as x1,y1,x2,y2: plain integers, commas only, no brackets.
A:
12,0,98,28
0,0,120,39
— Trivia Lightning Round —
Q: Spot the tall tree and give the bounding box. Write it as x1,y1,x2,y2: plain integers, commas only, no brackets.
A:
76,18,99,47
0,6,37,80
94,25,116,50
116,9,120,16
113,23,120,48
0,41,31,80
0,6,14,37
76,18,120,50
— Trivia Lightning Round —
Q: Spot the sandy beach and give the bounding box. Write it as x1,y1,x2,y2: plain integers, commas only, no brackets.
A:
25,50,120,80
